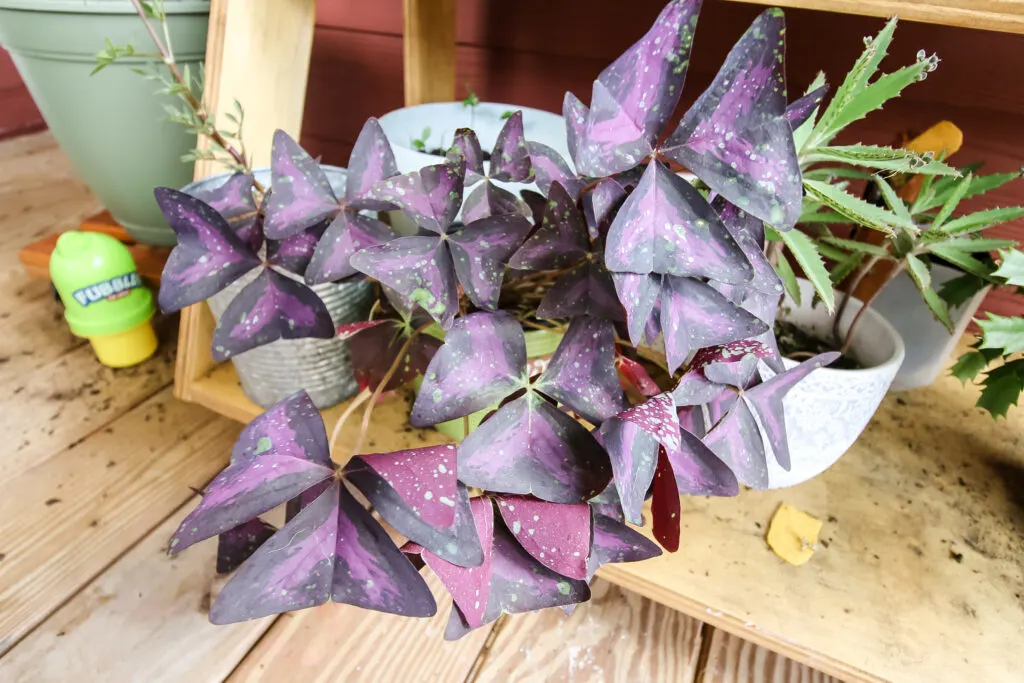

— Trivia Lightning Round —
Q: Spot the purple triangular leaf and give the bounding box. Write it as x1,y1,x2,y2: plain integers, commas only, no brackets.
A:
509,181,589,271
744,352,838,471
537,260,624,322
520,189,547,225
216,518,277,575
331,483,437,617
703,397,769,489
574,79,653,177
266,221,327,276
702,355,759,388
495,495,591,580
599,417,658,524
263,130,340,239
534,315,627,425
612,272,662,346
305,211,397,284
155,188,261,312
525,141,584,201
785,83,829,129
651,447,681,552
666,428,738,496
349,235,458,329
586,511,662,580
410,312,527,426
488,110,534,183
348,445,459,528
663,9,801,230
461,181,531,223
211,269,335,361
713,197,782,295
583,177,628,240
596,0,702,142
562,91,588,167
345,117,400,211
459,393,612,503
230,390,332,467
185,172,262,251
447,128,486,185
209,482,340,623
605,161,753,283
449,214,532,310
366,160,465,234
170,452,334,555
659,276,768,373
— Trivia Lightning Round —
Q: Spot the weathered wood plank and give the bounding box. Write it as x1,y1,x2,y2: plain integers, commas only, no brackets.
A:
228,573,493,682
0,504,271,682
699,628,841,683
471,579,705,682
0,389,241,655
402,0,457,106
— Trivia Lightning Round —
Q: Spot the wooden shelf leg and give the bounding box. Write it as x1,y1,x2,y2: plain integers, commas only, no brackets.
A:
403,0,457,106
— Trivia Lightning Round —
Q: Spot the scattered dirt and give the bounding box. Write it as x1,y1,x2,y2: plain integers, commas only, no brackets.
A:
774,319,863,370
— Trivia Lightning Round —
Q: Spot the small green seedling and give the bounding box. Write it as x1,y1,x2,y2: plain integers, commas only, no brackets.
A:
410,126,432,151
500,110,515,120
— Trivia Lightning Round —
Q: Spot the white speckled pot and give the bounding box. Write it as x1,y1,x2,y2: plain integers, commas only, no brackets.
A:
768,279,905,488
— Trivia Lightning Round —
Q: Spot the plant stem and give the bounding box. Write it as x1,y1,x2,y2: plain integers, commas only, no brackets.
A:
328,387,371,460
832,253,883,344
839,260,905,356
127,0,263,191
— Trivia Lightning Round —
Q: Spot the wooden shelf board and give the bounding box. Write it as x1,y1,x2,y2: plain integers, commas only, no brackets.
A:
722,0,1024,34
185,349,1024,683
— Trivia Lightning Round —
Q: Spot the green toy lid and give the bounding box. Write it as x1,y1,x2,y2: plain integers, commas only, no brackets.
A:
49,231,155,338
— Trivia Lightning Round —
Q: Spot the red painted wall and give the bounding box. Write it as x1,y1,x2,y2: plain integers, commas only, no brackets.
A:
0,50,44,139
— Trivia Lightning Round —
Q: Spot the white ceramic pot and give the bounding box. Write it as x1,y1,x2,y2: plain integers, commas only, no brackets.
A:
869,262,989,391
377,102,569,233
767,279,905,488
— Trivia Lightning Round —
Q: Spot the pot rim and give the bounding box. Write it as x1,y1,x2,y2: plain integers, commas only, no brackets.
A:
377,101,565,150
782,280,906,377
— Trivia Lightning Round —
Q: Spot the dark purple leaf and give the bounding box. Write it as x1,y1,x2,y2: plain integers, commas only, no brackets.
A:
367,160,465,234
599,417,657,525
449,214,532,310
785,83,829,129
230,390,332,467
209,482,339,623
658,276,768,373
586,511,661,580
263,130,340,239
583,178,628,240
185,172,262,251
604,161,753,283
410,312,527,427
704,397,769,488
447,128,486,185
408,495,495,629
266,221,327,276
495,495,591,580
216,518,277,575
349,235,458,329
612,272,662,345
338,318,440,392
534,316,627,425
651,447,681,552
461,181,531,223
595,0,702,141
520,189,547,225
458,393,611,503
170,450,334,555
666,427,738,497
526,142,584,200
305,211,397,284
211,269,335,361
349,445,459,528
574,80,653,177
713,197,782,295
509,182,589,271
663,9,802,230
488,110,534,183
331,482,437,616
155,188,261,312
537,260,623,322
345,117,400,211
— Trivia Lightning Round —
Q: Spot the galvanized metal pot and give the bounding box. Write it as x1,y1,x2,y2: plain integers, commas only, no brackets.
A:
185,166,373,410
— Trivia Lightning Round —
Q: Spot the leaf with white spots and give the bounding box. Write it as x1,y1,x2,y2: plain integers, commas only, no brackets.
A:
345,117,400,211
449,213,533,310
495,495,591,580
263,130,340,239
366,160,465,234
586,511,661,580
305,211,398,284
488,110,534,182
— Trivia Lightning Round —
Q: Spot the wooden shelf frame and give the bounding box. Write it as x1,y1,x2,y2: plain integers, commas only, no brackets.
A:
174,2,1024,682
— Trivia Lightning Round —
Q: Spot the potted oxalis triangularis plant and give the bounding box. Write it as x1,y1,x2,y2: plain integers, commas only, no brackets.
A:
146,1,1024,632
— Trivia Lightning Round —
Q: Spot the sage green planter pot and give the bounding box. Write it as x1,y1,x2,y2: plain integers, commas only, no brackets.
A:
0,0,209,245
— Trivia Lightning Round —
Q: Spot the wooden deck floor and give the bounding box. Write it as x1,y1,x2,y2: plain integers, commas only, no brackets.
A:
0,132,840,682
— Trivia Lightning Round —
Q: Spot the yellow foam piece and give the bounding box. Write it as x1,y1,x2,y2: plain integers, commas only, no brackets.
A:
766,503,824,566
904,120,963,159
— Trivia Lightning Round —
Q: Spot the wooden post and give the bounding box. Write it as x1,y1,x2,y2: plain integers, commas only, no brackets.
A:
175,0,317,401
402,0,457,106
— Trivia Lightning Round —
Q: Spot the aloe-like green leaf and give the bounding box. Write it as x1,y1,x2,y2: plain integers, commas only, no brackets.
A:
933,237,1017,253
977,360,1024,419
829,251,864,286
778,228,834,311
802,167,874,182
805,145,957,176
874,176,912,223
813,240,850,262
925,244,992,279
905,254,952,331
798,208,850,224
819,235,889,256
803,179,914,236
917,168,1023,213
931,172,972,230
993,248,1024,286
978,314,1024,355
793,71,828,153
773,250,801,306
938,206,1024,236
